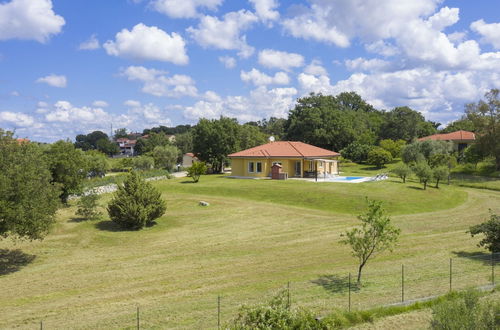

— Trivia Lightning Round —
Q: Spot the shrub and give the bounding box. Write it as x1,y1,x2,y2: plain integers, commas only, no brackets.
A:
132,156,155,171
431,289,500,329
379,139,406,158
367,147,393,168
391,163,412,183
107,171,166,229
469,212,500,253
187,162,207,183
76,194,102,220
340,142,373,163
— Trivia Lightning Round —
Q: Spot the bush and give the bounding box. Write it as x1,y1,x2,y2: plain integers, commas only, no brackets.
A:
391,163,412,183
431,289,500,329
132,156,155,171
367,147,393,168
187,162,207,183
107,171,166,229
76,194,102,220
379,139,406,158
340,142,373,163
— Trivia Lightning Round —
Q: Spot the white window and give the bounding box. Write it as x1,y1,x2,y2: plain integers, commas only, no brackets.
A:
256,162,262,173
248,162,255,173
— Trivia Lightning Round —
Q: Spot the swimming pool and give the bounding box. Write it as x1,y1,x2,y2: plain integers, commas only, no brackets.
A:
332,176,364,181
318,176,372,183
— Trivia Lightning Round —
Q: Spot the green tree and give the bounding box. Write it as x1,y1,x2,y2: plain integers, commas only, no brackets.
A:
239,124,268,150
381,106,437,141
76,194,102,220
107,171,166,230
465,89,500,170
0,130,60,240
367,147,393,168
441,117,475,133
340,142,373,163
341,199,400,284
192,117,240,173
402,140,453,165
113,128,129,139
187,162,207,183
462,144,483,168
174,131,193,157
149,145,178,170
468,212,500,253
379,139,406,158
132,156,155,171
391,163,412,183
45,140,87,203
95,138,119,156
433,166,449,188
74,131,109,151
412,161,434,190
83,150,109,178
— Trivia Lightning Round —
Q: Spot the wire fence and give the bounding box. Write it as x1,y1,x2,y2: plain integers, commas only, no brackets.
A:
33,252,499,329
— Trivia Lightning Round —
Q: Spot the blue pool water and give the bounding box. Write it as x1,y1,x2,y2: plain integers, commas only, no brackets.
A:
333,176,364,181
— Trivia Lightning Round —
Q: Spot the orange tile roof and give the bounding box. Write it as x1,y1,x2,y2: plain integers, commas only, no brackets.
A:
418,130,475,142
228,141,339,158
16,138,30,144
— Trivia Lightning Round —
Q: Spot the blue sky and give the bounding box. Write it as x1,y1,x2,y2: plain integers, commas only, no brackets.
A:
1,0,499,142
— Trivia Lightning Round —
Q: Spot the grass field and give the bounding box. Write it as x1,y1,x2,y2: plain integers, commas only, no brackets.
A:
0,174,499,329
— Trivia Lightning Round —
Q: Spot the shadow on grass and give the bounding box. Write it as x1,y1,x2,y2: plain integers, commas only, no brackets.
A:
94,220,158,232
69,217,87,223
311,274,360,294
360,166,386,171
180,180,196,184
406,185,425,190
0,249,36,276
452,251,498,265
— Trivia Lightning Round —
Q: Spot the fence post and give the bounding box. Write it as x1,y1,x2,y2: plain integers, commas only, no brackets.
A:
449,258,452,292
40,321,43,330
492,252,495,287
217,295,221,330
137,306,141,330
287,282,291,309
348,273,351,312
401,264,405,303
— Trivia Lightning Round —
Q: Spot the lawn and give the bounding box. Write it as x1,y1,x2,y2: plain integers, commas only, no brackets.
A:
0,175,498,329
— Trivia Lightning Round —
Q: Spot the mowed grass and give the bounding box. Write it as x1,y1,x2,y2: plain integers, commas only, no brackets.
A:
0,176,498,329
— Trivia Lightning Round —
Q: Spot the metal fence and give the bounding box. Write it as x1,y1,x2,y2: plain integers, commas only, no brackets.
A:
35,252,498,329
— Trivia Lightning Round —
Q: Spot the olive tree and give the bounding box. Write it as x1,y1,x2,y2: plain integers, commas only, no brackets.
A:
391,163,412,183
341,199,400,284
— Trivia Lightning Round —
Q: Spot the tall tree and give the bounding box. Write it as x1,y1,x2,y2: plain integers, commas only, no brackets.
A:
192,117,240,173
441,117,475,133
0,130,60,240
239,124,268,150
149,145,179,170
466,89,500,170
341,199,400,284
113,128,129,139
381,106,437,141
45,140,87,203
74,131,109,151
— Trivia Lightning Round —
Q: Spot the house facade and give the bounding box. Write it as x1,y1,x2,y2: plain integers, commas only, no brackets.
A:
228,141,339,178
418,130,475,153
116,138,136,156
182,153,199,167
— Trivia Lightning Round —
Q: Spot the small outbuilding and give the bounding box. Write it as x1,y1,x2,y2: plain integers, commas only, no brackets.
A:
182,152,199,167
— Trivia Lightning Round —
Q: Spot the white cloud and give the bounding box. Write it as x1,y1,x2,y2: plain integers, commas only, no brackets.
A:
249,0,279,24
104,23,188,64
0,0,65,43
187,10,258,58
240,68,290,86
303,59,328,76
124,100,142,107
203,90,222,102
10,91,20,97
471,19,500,49
0,111,35,127
122,65,198,98
365,40,399,57
219,56,237,68
258,49,304,71
183,86,297,121
151,0,222,18
79,34,100,50
345,57,392,72
92,100,109,108
427,7,459,31
36,74,67,88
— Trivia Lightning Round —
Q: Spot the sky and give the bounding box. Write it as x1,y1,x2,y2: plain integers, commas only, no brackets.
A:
0,0,499,142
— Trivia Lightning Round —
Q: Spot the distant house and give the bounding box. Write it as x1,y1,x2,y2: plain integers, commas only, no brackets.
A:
228,141,339,178
116,138,136,156
182,153,199,167
418,130,475,153
16,138,30,144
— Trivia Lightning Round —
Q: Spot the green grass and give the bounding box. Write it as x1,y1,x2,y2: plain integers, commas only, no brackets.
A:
0,175,498,329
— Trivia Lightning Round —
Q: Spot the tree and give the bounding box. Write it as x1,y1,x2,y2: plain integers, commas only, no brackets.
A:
391,163,412,183
95,138,119,156
465,89,500,170
174,131,193,157
76,194,102,221
83,150,109,178
433,166,449,188
0,130,60,240
113,128,129,139
239,124,268,150
74,131,109,151
149,145,178,170
381,106,437,141
441,117,475,133
132,156,155,171
379,139,406,158
135,132,172,155
107,171,166,230
402,140,453,165
192,117,240,173
468,212,500,253
45,140,87,203
340,142,373,163
462,144,483,168
340,199,400,284
413,161,433,190
187,162,207,183
367,147,393,168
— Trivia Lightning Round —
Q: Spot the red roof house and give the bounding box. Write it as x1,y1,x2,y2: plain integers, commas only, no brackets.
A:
418,130,475,152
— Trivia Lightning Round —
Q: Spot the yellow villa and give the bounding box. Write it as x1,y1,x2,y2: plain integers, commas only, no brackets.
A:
228,141,340,179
